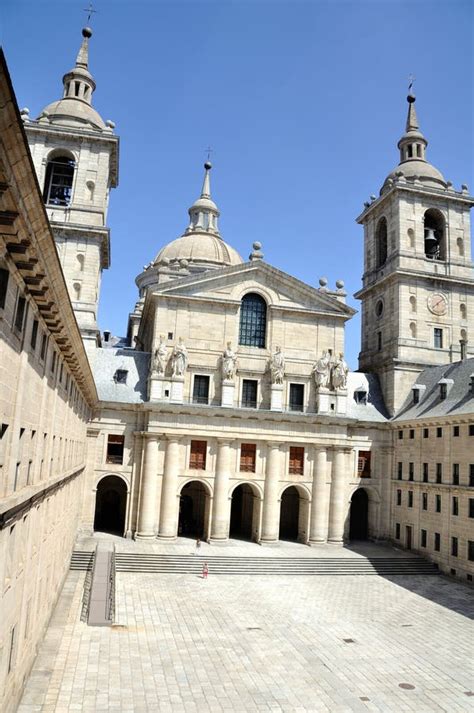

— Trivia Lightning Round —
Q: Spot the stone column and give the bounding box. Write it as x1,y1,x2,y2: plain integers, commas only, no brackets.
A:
210,439,233,540
309,447,329,544
328,447,349,544
158,436,181,539
260,442,283,543
135,435,160,539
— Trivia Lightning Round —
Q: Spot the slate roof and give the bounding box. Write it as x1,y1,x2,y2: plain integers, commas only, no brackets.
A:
92,347,150,403
345,372,389,422
394,358,474,421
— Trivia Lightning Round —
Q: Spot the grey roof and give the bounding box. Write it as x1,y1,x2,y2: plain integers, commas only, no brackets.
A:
394,358,474,421
345,372,389,422
92,347,150,403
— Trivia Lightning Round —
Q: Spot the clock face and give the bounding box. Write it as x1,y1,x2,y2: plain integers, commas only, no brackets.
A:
427,293,447,316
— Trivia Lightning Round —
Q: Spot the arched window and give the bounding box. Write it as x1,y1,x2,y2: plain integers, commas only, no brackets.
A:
409,296,417,313
424,209,445,261
239,293,267,348
409,322,417,339
76,254,85,272
375,218,388,267
460,303,467,320
457,237,464,256
72,282,81,301
43,154,75,206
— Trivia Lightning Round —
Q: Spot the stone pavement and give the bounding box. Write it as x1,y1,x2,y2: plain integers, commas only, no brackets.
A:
18,537,474,713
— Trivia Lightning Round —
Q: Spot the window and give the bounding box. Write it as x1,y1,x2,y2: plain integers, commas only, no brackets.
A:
468,541,474,562
451,537,458,557
412,388,419,404
40,333,47,361
43,155,75,206
424,208,445,260
469,499,474,518
422,463,428,483
289,447,304,475
14,296,26,332
192,375,210,404
440,382,447,400
422,492,428,510
397,462,402,480
408,462,414,481
435,494,441,513
434,328,443,349
0,267,8,309
453,425,460,437
398,430,403,440
289,384,304,412
421,529,427,548
189,440,206,470
452,464,459,485
50,351,56,375
452,496,458,516
434,533,441,552
106,435,124,465
436,463,442,483
469,425,474,436
238,293,267,348
241,379,257,409
30,319,38,350
375,217,388,267
357,451,371,478
436,427,443,438
167,332,173,340
423,428,429,439
396,489,402,506
240,443,256,473
409,429,414,440
395,523,400,539
377,331,382,350
113,369,128,384
470,464,474,487
408,491,413,508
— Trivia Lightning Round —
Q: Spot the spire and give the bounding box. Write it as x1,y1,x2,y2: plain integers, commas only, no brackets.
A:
61,27,96,106
405,93,419,132
397,92,428,164
75,27,92,69
185,162,221,236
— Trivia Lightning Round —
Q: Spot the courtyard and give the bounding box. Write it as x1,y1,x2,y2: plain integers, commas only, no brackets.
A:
18,537,474,713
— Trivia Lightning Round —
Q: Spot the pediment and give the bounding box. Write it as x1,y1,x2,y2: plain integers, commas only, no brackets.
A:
152,261,355,319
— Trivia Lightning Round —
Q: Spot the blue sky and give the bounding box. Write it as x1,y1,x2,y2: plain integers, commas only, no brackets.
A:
2,0,472,368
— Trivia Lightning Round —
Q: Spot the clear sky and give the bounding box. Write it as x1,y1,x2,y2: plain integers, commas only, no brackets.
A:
2,0,473,368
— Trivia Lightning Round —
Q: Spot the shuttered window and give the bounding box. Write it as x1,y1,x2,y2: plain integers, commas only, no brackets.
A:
189,440,207,470
240,443,256,472
289,447,304,475
106,435,124,464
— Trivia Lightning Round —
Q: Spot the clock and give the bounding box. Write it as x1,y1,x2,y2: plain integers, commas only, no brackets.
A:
427,293,447,316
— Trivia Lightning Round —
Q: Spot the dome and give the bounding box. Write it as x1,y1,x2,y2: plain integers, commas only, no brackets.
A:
382,159,446,193
154,232,243,268
38,99,105,131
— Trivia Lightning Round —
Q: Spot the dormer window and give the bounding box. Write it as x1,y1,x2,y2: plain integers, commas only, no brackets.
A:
413,388,420,404
354,389,368,405
412,384,426,405
43,155,75,206
470,375,474,395
114,369,128,384
438,378,453,400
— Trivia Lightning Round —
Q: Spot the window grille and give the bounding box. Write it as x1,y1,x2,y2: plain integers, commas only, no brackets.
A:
289,447,304,475
43,157,75,206
189,440,207,470
238,293,267,348
240,443,256,472
241,379,257,409
193,375,209,404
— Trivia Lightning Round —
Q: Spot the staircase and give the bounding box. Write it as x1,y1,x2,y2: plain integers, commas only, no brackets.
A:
70,550,95,571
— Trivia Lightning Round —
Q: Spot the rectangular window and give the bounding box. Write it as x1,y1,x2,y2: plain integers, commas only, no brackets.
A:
189,440,207,470
422,463,428,482
421,529,427,548
241,379,257,409
436,427,443,438
396,489,402,506
422,492,428,510
240,443,256,473
436,463,442,483
435,494,441,513
451,537,458,557
106,435,124,465
423,428,429,439
51,351,56,374
408,490,413,508
409,429,414,439
377,331,382,350
469,499,474,518
408,462,414,481
289,446,304,475
453,425,460,437
395,523,400,540
398,430,403,440
357,451,371,478
469,425,474,436
434,328,443,349
468,541,474,562
0,267,9,309
452,463,459,485
14,295,26,332
30,319,38,350
397,462,403,480
434,533,441,552
40,334,47,361
470,464,474,487
289,384,304,412
452,496,458,516
192,375,210,404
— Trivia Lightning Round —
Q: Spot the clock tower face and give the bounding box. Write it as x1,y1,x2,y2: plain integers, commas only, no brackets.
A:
427,293,448,316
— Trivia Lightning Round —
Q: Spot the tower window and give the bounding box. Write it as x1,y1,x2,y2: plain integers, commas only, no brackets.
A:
424,208,445,261
43,156,75,207
434,328,443,349
375,217,388,267
239,293,267,348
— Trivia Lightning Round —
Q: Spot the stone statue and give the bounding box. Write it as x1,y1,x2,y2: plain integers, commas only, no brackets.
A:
270,346,285,385
151,335,167,375
171,337,188,377
222,342,237,381
312,350,331,389
332,353,349,390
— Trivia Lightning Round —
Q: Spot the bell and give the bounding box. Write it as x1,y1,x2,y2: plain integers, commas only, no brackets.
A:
424,228,438,256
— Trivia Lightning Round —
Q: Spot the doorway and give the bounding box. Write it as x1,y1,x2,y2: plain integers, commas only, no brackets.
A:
93,475,127,535
279,486,301,541
405,525,412,550
349,488,369,540
178,481,210,538
230,483,258,540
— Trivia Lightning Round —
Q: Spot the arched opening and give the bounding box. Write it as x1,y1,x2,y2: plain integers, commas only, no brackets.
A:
238,293,267,348
230,483,259,540
76,254,85,271
407,228,415,248
409,295,417,313
457,237,464,256
279,486,309,542
424,209,445,261
409,322,417,339
375,218,388,267
72,282,81,301
43,154,75,207
178,481,210,538
349,488,369,540
93,476,127,536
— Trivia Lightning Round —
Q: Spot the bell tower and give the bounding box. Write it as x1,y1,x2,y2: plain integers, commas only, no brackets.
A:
22,26,119,350
355,91,474,416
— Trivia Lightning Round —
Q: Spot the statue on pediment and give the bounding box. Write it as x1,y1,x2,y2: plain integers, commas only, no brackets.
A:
332,353,349,390
222,342,237,381
312,350,331,389
171,337,188,377
270,346,285,385
151,335,167,375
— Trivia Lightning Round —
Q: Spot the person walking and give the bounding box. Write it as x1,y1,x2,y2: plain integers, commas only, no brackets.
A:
202,562,209,579
195,538,201,555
